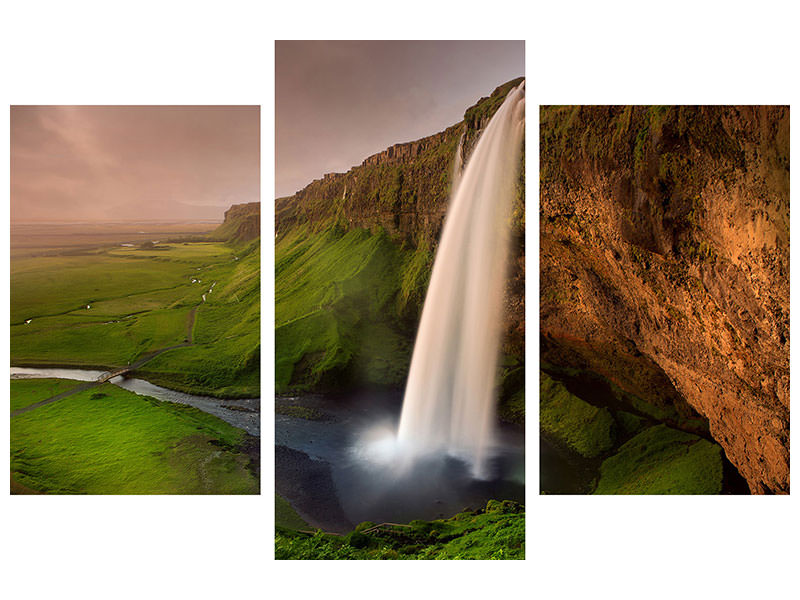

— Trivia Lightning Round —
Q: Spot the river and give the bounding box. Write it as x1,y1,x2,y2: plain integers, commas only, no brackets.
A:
10,366,259,436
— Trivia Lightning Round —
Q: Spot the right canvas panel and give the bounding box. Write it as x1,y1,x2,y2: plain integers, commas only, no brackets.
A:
539,106,789,495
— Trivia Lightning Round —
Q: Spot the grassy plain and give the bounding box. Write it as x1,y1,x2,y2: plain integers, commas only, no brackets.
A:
11,236,259,397
10,378,82,412
10,379,258,494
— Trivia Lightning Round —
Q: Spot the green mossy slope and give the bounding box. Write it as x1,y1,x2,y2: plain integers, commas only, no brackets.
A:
540,371,615,458
594,424,722,495
275,493,310,530
275,225,421,392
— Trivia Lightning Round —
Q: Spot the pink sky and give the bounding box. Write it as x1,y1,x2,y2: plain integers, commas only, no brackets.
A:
276,41,524,198
11,105,259,223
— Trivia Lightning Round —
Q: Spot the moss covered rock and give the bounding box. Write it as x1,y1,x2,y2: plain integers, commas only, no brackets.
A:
594,424,722,494
540,372,615,458
615,410,647,437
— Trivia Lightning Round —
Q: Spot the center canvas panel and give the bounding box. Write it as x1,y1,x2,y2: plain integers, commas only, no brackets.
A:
274,40,526,560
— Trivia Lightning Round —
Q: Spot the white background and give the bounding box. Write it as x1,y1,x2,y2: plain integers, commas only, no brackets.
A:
1,1,797,598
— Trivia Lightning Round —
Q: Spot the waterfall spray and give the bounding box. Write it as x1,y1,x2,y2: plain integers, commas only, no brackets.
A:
396,82,525,478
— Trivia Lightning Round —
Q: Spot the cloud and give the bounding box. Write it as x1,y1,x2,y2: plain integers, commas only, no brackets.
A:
11,106,259,222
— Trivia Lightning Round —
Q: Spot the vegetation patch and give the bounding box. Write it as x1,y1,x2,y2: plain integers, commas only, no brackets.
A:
614,410,647,438
275,493,311,530
10,379,258,494
540,371,615,458
275,404,325,421
593,424,722,494
499,365,525,424
275,499,524,560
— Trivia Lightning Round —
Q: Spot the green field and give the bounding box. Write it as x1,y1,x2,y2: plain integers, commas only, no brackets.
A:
10,378,84,412
10,216,260,495
11,239,259,396
10,379,258,494
275,500,524,560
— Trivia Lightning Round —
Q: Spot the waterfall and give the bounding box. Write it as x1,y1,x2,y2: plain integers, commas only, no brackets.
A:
396,82,525,478
452,131,465,190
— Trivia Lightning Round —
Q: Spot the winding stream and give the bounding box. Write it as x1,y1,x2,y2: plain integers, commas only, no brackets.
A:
10,366,259,436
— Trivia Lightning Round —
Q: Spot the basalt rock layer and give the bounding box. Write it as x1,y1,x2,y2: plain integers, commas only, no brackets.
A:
540,106,789,494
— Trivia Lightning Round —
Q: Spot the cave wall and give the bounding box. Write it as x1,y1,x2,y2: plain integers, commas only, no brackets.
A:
540,106,789,493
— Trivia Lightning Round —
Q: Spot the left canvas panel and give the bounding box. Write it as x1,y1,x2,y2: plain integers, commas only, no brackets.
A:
10,105,260,494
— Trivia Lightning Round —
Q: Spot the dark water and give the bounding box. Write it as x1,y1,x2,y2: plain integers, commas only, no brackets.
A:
275,391,524,531
10,366,259,436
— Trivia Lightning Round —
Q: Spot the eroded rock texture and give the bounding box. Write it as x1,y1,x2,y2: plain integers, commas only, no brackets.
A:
540,106,789,494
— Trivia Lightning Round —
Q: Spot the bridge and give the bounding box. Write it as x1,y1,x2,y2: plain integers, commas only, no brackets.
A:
97,367,133,383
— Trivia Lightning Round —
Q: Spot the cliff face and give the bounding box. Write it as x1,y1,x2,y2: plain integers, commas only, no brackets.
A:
276,77,524,247
212,202,260,243
540,106,789,493
276,124,459,244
